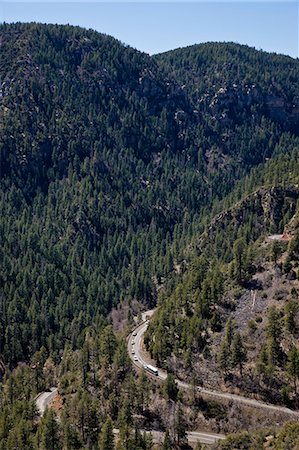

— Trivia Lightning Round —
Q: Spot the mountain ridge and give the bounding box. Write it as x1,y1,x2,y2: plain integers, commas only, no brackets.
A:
1,21,299,449
1,21,299,363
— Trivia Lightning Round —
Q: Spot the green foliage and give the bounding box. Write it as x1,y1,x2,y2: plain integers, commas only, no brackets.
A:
217,320,246,376
271,240,282,264
233,238,246,284
162,430,172,450
99,416,114,450
2,23,299,368
272,422,299,450
164,373,179,402
255,306,286,385
0,399,37,450
36,409,62,450
288,229,299,259
266,307,283,365
256,343,274,382
218,422,299,450
218,339,231,375
231,332,247,375
286,346,299,396
0,324,148,450
174,404,187,445
283,255,293,274
136,371,150,413
284,300,299,335
2,22,299,446
225,318,236,347
218,429,267,450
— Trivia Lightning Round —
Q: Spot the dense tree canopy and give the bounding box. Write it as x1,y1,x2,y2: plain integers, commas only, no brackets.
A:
2,23,299,365
1,21,299,449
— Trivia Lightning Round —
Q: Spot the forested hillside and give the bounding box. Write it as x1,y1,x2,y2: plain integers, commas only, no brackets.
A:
145,146,299,409
156,42,299,133
2,23,299,366
1,21,299,449
217,422,299,450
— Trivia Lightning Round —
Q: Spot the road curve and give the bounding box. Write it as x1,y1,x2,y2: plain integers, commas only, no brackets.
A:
113,429,224,445
35,387,58,416
129,318,299,418
129,319,226,446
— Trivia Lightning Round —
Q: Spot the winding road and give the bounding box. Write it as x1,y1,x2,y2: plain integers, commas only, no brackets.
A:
128,315,299,419
34,309,299,448
35,388,58,416
129,317,226,445
113,429,224,445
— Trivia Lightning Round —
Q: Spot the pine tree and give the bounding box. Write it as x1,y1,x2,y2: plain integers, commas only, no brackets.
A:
136,370,149,414
162,430,172,450
233,238,246,284
36,409,61,450
61,416,82,450
285,300,298,335
118,396,133,450
286,346,299,396
218,339,231,376
256,344,268,377
271,240,281,265
266,307,283,365
164,374,179,402
231,332,247,375
225,317,236,347
99,416,114,450
175,404,187,446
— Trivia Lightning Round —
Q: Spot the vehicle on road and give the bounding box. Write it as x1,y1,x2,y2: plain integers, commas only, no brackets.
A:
143,364,158,376
131,349,135,354
132,331,137,337
129,310,299,418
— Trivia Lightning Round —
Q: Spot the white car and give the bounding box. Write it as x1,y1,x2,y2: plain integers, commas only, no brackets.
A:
133,356,138,362
131,349,135,354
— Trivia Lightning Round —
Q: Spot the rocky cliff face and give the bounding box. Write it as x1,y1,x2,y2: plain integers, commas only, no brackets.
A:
157,43,299,133
196,186,299,253
201,84,299,128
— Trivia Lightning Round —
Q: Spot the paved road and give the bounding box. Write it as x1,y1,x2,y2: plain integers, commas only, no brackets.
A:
187,431,225,445
267,234,291,242
113,428,224,445
129,318,299,418
129,319,226,446
35,387,58,416
268,234,284,241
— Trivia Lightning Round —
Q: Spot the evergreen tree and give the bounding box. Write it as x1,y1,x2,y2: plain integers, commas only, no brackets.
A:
164,374,179,402
225,318,236,347
233,238,246,284
162,430,172,450
99,416,114,450
118,396,133,450
285,300,298,335
218,339,231,376
266,307,283,365
175,404,187,446
271,240,281,265
231,332,247,375
136,370,149,414
286,346,299,396
36,409,61,450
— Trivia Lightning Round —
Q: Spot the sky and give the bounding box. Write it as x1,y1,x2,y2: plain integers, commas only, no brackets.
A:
0,1,298,57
